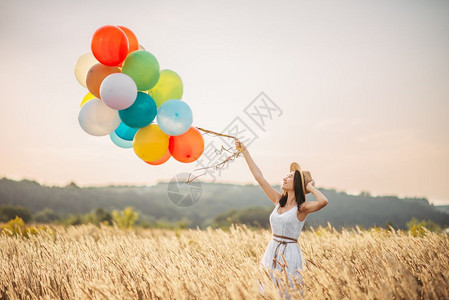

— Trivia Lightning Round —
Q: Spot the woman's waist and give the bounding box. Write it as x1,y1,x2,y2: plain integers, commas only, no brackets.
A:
271,233,299,242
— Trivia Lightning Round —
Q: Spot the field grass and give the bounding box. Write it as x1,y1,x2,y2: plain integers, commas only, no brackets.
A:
1,223,448,299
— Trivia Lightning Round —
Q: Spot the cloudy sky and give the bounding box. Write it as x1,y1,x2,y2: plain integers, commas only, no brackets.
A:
1,0,448,204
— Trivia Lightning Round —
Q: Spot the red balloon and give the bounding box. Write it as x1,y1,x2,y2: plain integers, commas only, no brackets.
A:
169,127,204,163
145,149,171,165
91,25,129,66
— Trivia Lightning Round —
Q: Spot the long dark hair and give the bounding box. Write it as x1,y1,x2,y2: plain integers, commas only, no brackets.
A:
279,170,306,211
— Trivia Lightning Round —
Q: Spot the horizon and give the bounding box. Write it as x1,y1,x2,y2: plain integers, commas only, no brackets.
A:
1,175,441,206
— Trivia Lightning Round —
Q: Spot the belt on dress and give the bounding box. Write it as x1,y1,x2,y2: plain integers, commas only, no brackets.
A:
271,233,298,269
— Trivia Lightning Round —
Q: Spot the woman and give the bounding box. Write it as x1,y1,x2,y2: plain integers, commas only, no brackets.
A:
235,138,328,297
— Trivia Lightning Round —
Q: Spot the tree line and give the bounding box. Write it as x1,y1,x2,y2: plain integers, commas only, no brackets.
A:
1,177,448,230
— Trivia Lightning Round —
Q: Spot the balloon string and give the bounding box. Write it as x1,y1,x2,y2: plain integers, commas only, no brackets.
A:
184,127,244,183
195,127,237,139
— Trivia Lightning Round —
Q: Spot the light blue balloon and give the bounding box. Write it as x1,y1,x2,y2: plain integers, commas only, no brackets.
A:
115,122,138,141
110,131,133,148
157,99,193,136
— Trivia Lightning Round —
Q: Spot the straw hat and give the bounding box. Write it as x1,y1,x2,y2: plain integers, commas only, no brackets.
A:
290,162,313,195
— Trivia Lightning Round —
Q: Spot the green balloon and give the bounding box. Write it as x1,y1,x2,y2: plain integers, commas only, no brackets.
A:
122,50,160,91
148,69,184,107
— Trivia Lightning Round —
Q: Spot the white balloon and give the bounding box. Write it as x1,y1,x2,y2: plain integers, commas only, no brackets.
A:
78,99,121,136
74,53,98,88
100,73,138,110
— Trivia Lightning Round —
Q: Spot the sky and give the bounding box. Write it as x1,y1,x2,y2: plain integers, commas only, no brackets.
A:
0,0,448,205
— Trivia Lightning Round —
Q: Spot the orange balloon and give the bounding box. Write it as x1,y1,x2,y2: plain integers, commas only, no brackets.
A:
86,64,121,98
91,25,129,66
169,127,204,163
117,26,139,54
145,149,171,165
117,26,139,68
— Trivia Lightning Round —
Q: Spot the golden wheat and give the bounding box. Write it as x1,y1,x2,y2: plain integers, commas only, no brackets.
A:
0,224,448,299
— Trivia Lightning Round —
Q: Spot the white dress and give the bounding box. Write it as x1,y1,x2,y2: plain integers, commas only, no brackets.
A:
260,202,307,296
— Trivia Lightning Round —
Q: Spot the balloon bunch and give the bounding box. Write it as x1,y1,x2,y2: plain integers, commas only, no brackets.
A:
74,25,204,165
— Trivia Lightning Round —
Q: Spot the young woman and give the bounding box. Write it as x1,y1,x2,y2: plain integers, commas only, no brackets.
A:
235,138,328,297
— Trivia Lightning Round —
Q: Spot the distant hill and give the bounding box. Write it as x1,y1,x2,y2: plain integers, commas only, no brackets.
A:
0,177,448,229
435,205,449,214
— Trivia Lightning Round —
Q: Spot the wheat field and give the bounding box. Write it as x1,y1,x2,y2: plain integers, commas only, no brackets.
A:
1,224,448,299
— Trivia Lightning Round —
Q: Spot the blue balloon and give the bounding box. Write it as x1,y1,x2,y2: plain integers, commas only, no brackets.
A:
156,99,193,136
115,122,138,141
119,92,157,128
109,131,133,148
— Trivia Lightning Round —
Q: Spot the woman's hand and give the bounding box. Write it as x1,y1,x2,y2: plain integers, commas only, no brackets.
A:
306,180,316,192
235,138,247,152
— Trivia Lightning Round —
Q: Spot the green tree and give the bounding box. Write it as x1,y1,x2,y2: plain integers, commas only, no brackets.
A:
84,208,113,226
0,205,32,223
94,208,113,225
33,208,60,223
359,190,371,197
1,216,39,238
64,214,83,226
406,217,442,237
112,207,139,229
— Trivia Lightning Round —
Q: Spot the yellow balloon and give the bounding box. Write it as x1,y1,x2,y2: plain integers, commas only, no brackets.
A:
80,93,96,107
147,69,183,107
74,53,99,88
133,124,169,162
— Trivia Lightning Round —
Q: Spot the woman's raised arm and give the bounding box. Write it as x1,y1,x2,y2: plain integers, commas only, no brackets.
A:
301,181,328,213
235,138,262,179
235,138,282,204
